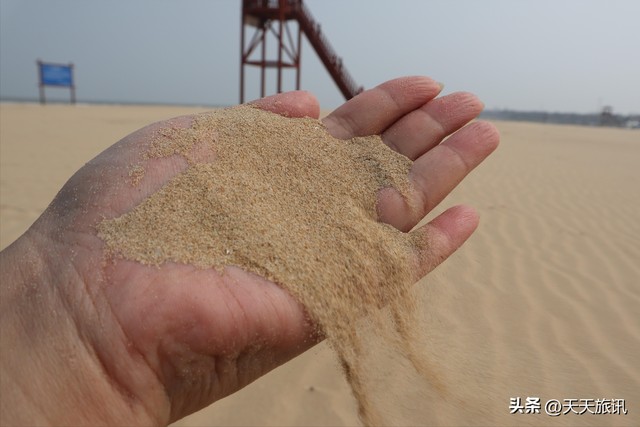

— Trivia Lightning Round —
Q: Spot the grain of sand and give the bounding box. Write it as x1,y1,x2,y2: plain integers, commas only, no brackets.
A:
97,105,428,425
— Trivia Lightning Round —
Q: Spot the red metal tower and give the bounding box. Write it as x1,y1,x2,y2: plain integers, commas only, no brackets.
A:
240,0,362,103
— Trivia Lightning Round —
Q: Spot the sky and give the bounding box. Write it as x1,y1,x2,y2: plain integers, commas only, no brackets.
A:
1,0,639,114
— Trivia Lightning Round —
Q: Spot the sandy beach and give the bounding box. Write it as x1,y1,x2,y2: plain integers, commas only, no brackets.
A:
1,103,638,426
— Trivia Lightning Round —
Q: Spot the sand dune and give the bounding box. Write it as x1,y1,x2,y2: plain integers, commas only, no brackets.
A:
1,104,638,426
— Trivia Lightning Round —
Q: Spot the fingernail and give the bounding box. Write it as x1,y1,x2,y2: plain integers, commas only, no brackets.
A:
437,82,445,91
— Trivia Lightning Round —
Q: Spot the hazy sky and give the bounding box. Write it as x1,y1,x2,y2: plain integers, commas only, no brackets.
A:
1,0,639,113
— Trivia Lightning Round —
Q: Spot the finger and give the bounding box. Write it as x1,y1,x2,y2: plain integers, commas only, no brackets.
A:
377,121,499,231
382,92,484,160
411,121,499,219
323,76,443,139
249,90,320,119
411,205,479,277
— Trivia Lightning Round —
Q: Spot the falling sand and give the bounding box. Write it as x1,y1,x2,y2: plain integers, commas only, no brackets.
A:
98,105,430,425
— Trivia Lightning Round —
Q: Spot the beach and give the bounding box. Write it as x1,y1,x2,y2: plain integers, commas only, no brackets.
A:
1,103,638,426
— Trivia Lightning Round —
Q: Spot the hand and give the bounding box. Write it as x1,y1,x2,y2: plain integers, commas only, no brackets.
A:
0,76,498,425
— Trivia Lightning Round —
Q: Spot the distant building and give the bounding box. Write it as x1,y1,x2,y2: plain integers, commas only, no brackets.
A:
624,119,640,129
599,106,619,127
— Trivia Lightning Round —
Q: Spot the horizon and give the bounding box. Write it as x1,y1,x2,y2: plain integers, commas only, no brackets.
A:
2,97,638,118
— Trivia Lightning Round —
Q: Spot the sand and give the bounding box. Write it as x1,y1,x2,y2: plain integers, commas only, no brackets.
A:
1,103,639,426
97,105,426,425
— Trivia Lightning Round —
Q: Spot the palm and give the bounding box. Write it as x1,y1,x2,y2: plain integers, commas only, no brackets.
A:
36,77,498,423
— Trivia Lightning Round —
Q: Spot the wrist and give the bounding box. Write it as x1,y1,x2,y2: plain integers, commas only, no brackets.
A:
0,228,163,426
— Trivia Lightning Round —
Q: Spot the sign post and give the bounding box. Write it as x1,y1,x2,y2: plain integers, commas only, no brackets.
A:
37,60,76,104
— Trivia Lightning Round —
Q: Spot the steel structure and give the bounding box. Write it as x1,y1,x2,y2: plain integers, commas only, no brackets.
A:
240,0,362,103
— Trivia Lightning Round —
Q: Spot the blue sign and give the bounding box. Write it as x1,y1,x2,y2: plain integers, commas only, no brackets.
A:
40,63,73,87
